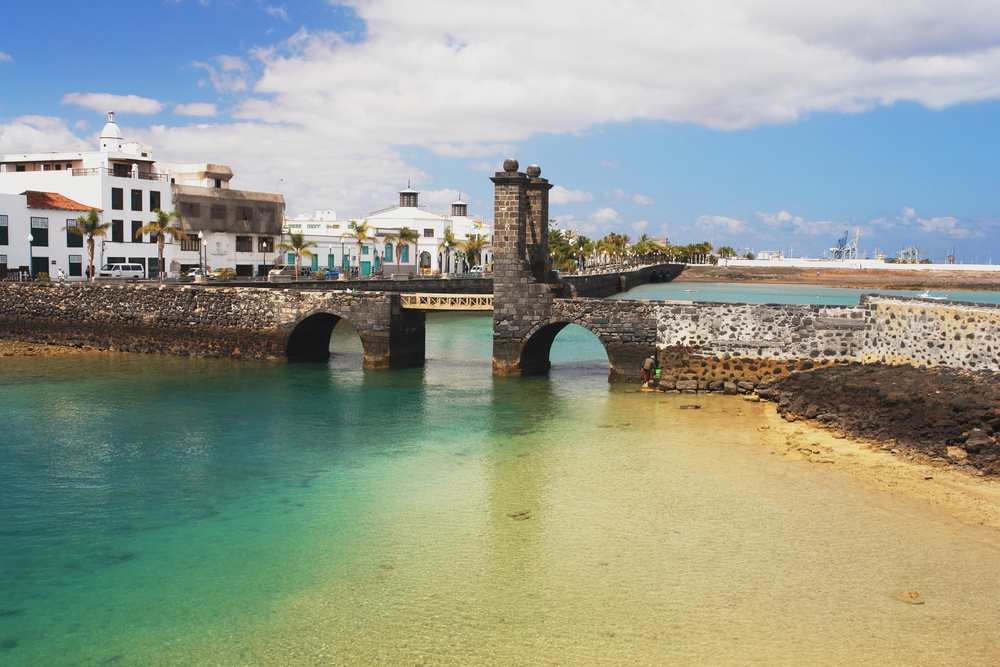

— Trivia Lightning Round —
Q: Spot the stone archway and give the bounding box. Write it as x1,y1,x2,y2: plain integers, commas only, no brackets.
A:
284,310,364,363
510,319,613,378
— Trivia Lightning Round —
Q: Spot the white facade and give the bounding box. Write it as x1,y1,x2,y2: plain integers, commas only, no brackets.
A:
284,191,493,276
0,192,96,280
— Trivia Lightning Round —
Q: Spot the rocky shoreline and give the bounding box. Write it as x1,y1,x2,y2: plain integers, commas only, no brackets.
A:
756,364,1000,475
0,338,99,358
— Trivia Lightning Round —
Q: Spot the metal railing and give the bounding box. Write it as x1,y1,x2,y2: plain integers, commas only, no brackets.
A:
72,167,169,181
399,293,493,311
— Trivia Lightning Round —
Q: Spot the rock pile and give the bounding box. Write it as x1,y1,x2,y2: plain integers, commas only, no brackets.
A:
756,364,1000,474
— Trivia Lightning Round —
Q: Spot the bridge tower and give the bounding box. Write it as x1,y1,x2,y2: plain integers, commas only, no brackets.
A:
491,158,559,375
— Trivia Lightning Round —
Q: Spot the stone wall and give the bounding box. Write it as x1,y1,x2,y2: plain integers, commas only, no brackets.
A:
561,263,684,298
0,283,424,368
862,296,1000,372
211,276,493,294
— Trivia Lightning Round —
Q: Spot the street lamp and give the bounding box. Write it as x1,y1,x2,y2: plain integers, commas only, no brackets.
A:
328,244,333,277
27,234,33,280
198,231,205,274
202,240,208,274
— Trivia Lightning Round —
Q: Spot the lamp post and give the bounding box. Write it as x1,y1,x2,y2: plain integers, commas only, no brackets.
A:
202,240,208,274
261,239,268,280
328,244,333,278
27,234,33,280
198,231,205,274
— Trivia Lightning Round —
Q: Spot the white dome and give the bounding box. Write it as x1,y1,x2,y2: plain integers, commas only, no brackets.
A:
100,112,123,140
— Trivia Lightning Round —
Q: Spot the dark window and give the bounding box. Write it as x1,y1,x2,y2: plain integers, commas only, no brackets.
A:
112,163,130,177
106,256,126,266
235,265,254,277
111,188,123,210
181,202,201,218
112,220,124,243
127,258,146,275
0,215,7,245
149,232,158,245
66,220,83,247
258,236,273,252
69,255,83,277
180,236,200,252
214,179,222,188
131,189,142,211
235,236,253,253
1,254,9,272
15,165,25,172
148,257,161,276
149,191,161,211
423,228,434,238
210,205,227,220
55,164,61,171
132,221,143,242
30,217,48,247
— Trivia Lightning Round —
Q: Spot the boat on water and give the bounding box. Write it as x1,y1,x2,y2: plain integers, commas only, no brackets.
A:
917,290,947,300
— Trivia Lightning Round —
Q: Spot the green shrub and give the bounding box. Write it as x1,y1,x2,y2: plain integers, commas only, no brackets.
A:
35,272,50,282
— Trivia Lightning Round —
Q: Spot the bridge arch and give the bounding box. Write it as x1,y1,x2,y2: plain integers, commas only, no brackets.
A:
516,318,613,378
284,309,366,363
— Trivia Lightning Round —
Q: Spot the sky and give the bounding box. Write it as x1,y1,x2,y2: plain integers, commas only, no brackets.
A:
2,0,1000,262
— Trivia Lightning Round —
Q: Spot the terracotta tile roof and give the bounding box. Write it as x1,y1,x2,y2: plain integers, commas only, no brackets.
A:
22,191,98,212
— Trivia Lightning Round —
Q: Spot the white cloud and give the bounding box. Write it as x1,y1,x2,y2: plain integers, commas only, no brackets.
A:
631,220,649,232
696,215,746,234
194,56,250,93
550,185,595,205
755,210,845,235
36,0,1000,217
174,103,218,117
0,51,12,63
420,188,461,205
62,93,164,115
467,161,496,172
589,207,623,225
260,3,288,21
73,119,88,130
0,116,89,153
633,194,655,206
875,206,969,237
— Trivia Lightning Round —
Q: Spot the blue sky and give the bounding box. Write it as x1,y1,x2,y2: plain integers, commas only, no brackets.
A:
2,0,1000,262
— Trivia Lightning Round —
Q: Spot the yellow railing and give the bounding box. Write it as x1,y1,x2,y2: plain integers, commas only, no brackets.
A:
399,293,493,310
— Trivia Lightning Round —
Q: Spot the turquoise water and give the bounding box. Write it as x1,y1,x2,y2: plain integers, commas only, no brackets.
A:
617,281,1000,305
4,311,1000,665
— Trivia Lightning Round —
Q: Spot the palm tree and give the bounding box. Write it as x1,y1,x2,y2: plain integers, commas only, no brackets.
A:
341,219,378,277
63,208,110,282
393,226,420,274
136,208,188,283
461,233,489,267
275,232,317,280
438,226,459,275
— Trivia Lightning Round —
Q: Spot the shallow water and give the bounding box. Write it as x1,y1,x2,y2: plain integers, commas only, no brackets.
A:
617,281,1000,305
2,312,1000,665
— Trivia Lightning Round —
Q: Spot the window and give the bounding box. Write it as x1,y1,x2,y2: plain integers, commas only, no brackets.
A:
15,165,25,172
401,245,409,263
236,236,253,253
180,236,200,252
131,189,142,211
181,202,201,218
0,215,7,245
69,255,82,277
423,228,434,238
131,221,143,243
106,256,126,266
214,178,222,188
0,255,7,270
307,224,320,229
362,246,369,255
210,205,226,220
149,232,158,244
237,207,254,222
111,220,124,243
385,242,393,260
258,236,274,253
30,217,49,247
149,191,161,211
111,188,123,210
113,163,130,177
149,258,161,276
66,220,83,248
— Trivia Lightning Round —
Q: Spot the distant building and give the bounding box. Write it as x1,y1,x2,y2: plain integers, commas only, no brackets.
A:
284,188,492,276
0,112,283,278
0,191,93,280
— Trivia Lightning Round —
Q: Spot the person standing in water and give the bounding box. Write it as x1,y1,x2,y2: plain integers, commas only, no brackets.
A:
641,356,656,384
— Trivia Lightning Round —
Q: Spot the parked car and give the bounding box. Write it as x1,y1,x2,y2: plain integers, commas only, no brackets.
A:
470,265,483,275
268,264,312,279
185,267,208,279
209,267,236,281
321,268,340,279
97,263,145,279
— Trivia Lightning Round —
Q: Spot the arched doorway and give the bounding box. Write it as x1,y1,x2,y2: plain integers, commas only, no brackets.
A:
419,251,432,274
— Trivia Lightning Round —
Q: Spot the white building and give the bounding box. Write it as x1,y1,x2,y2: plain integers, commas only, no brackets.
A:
0,191,94,280
284,188,492,276
0,112,284,279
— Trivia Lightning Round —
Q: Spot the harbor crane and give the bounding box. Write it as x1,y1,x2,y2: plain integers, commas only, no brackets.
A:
897,245,932,263
829,229,860,260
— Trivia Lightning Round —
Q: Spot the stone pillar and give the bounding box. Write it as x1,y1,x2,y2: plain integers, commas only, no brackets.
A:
525,164,553,284
491,158,556,375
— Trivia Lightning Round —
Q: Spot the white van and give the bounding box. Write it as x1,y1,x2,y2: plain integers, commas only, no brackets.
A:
97,263,145,279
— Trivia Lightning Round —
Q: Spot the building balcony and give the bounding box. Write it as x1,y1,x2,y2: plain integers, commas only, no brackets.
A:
72,167,169,182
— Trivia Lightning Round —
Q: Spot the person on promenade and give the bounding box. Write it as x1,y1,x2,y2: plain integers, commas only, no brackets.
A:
642,356,656,384
56,267,67,284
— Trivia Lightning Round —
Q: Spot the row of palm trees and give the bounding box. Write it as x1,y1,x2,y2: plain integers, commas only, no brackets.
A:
548,230,726,272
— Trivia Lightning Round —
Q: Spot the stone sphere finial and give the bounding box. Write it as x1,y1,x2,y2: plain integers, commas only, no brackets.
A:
503,157,519,172
526,164,541,178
